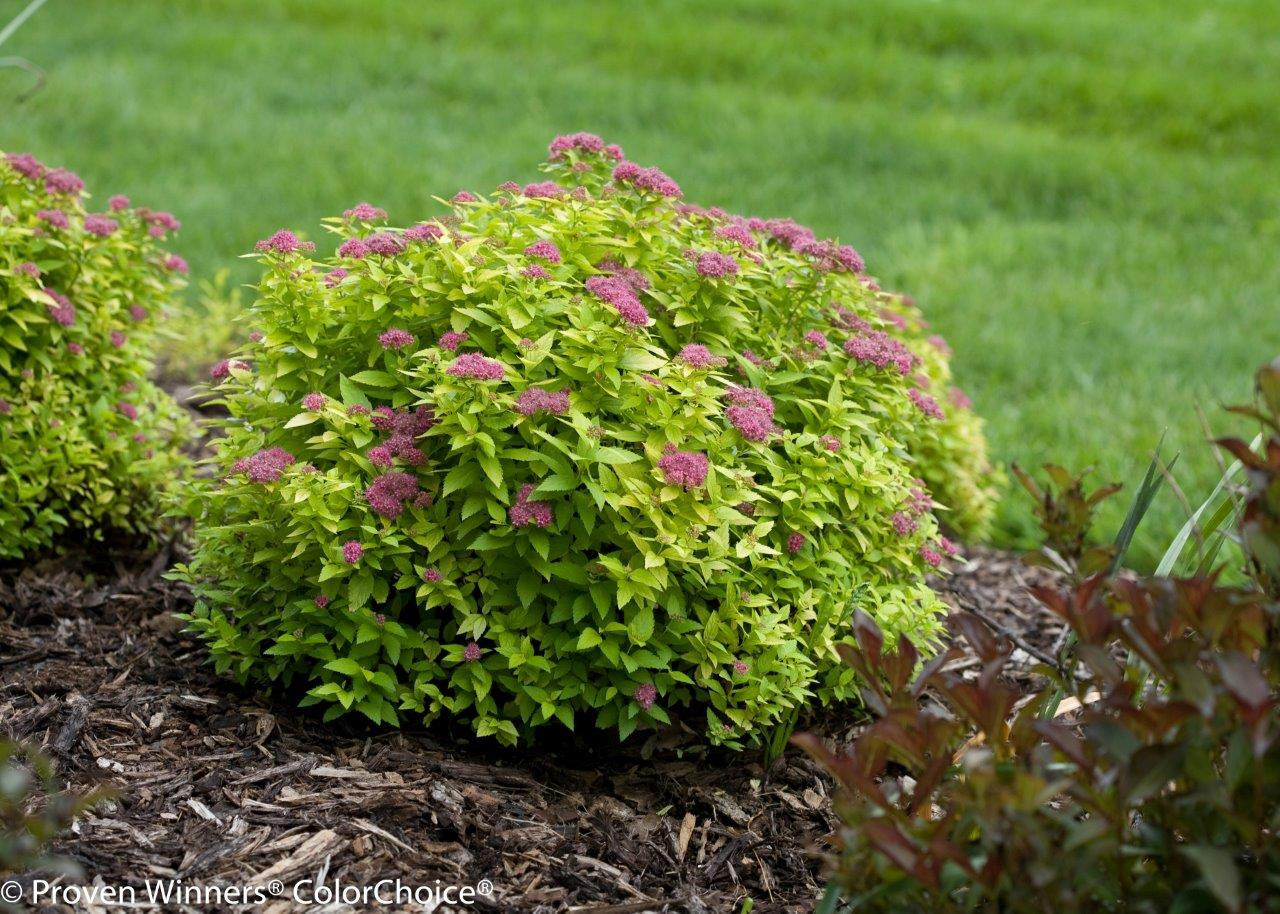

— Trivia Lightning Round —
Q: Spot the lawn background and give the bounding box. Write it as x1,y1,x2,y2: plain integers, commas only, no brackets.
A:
2,0,1277,565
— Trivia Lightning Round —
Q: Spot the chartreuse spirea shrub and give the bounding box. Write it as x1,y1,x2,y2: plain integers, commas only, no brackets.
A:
0,152,192,559
177,134,991,747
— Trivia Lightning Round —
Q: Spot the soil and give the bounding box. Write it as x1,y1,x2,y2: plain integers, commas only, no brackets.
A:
0,542,1062,914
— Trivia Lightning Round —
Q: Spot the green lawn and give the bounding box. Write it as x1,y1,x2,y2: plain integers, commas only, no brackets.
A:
3,0,1277,564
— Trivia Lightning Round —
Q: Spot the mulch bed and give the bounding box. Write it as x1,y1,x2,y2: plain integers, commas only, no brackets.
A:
0,544,1062,913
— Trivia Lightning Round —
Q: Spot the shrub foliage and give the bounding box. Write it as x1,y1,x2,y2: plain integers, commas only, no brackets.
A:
179,135,994,746
799,370,1280,911
0,152,191,559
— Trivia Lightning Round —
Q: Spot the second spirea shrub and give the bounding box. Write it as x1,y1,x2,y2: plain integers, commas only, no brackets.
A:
178,136,988,746
0,152,192,559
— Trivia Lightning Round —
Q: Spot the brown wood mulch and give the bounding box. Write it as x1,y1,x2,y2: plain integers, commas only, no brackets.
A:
0,545,1062,913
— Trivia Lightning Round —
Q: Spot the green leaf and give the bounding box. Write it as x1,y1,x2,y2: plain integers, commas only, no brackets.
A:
595,446,641,466
339,374,371,407
1180,846,1241,913
628,605,654,644
349,369,397,387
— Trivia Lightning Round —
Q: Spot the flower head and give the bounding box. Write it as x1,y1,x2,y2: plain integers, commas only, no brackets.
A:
68,342,84,356
15,261,39,278
891,512,918,536
5,153,43,178
117,402,138,420
516,387,571,416
84,214,119,237
509,483,553,528
464,641,483,662
44,168,84,196
37,209,68,229
108,194,130,211
451,190,478,204
523,240,561,263
343,201,386,221
239,447,296,483
323,267,348,287
820,435,841,452
658,448,709,489
786,531,806,554
302,392,326,412
950,387,973,410
842,331,917,375
678,344,727,369
366,232,405,256
447,353,505,381
342,540,364,564
611,162,682,197
908,389,945,420
548,132,623,160
164,255,189,273
521,264,551,280
425,568,442,583
714,223,756,248
404,222,445,242
438,330,468,351
633,683,657,710
522,181,563,198
45,292,76,327
365,471,420,519
337,237,370,259
378,328,415,350
585,275,649,326
694,251,738,279
255,229,314,254
110,331,126,348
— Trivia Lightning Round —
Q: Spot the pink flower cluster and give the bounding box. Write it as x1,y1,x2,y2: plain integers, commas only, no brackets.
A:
516,387,570,416
5,152,42,178
447,353,505,381
209,358,248,379
611,161,682,198
37,209,68,229
820,435,841,452
634,683,657,710
891,511,918,536
509,483,553,528
343,202,386,221
714,223,756,248
694,251,738,279
724,386,777,442
678,344,726,369
365,471,420,519
464,642,483,662
950,387,973,410
908,388,945,420
522,264,551,280
44,168,84,196
110,331,126,348
45,292,76,327
84,214,118,237
117,402,138,420
523,240,561,263
324,267,348,287
585,275,649,326
233,447,296,483
658,447,709,489
368,405,434,466
787,532,806,554
15,261,39,278
367,232,405,256
108,194,130,211
907,485,933,515
842,331,917,374
164,255,189,273
548,132,624,160
832,306,871,332
302,392,326,412
337,238,370,258
522,181,563,198
342,540,364,564
404,222,445,242
595,257,650,291
255,230,314,254
146,211,181,237
451,191,478,204
378,328,415,350
799,239,864,273
438,330,468,351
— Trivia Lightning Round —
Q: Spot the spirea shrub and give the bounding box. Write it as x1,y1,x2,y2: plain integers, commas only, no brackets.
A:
178,134,989,746
0,152,192,559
